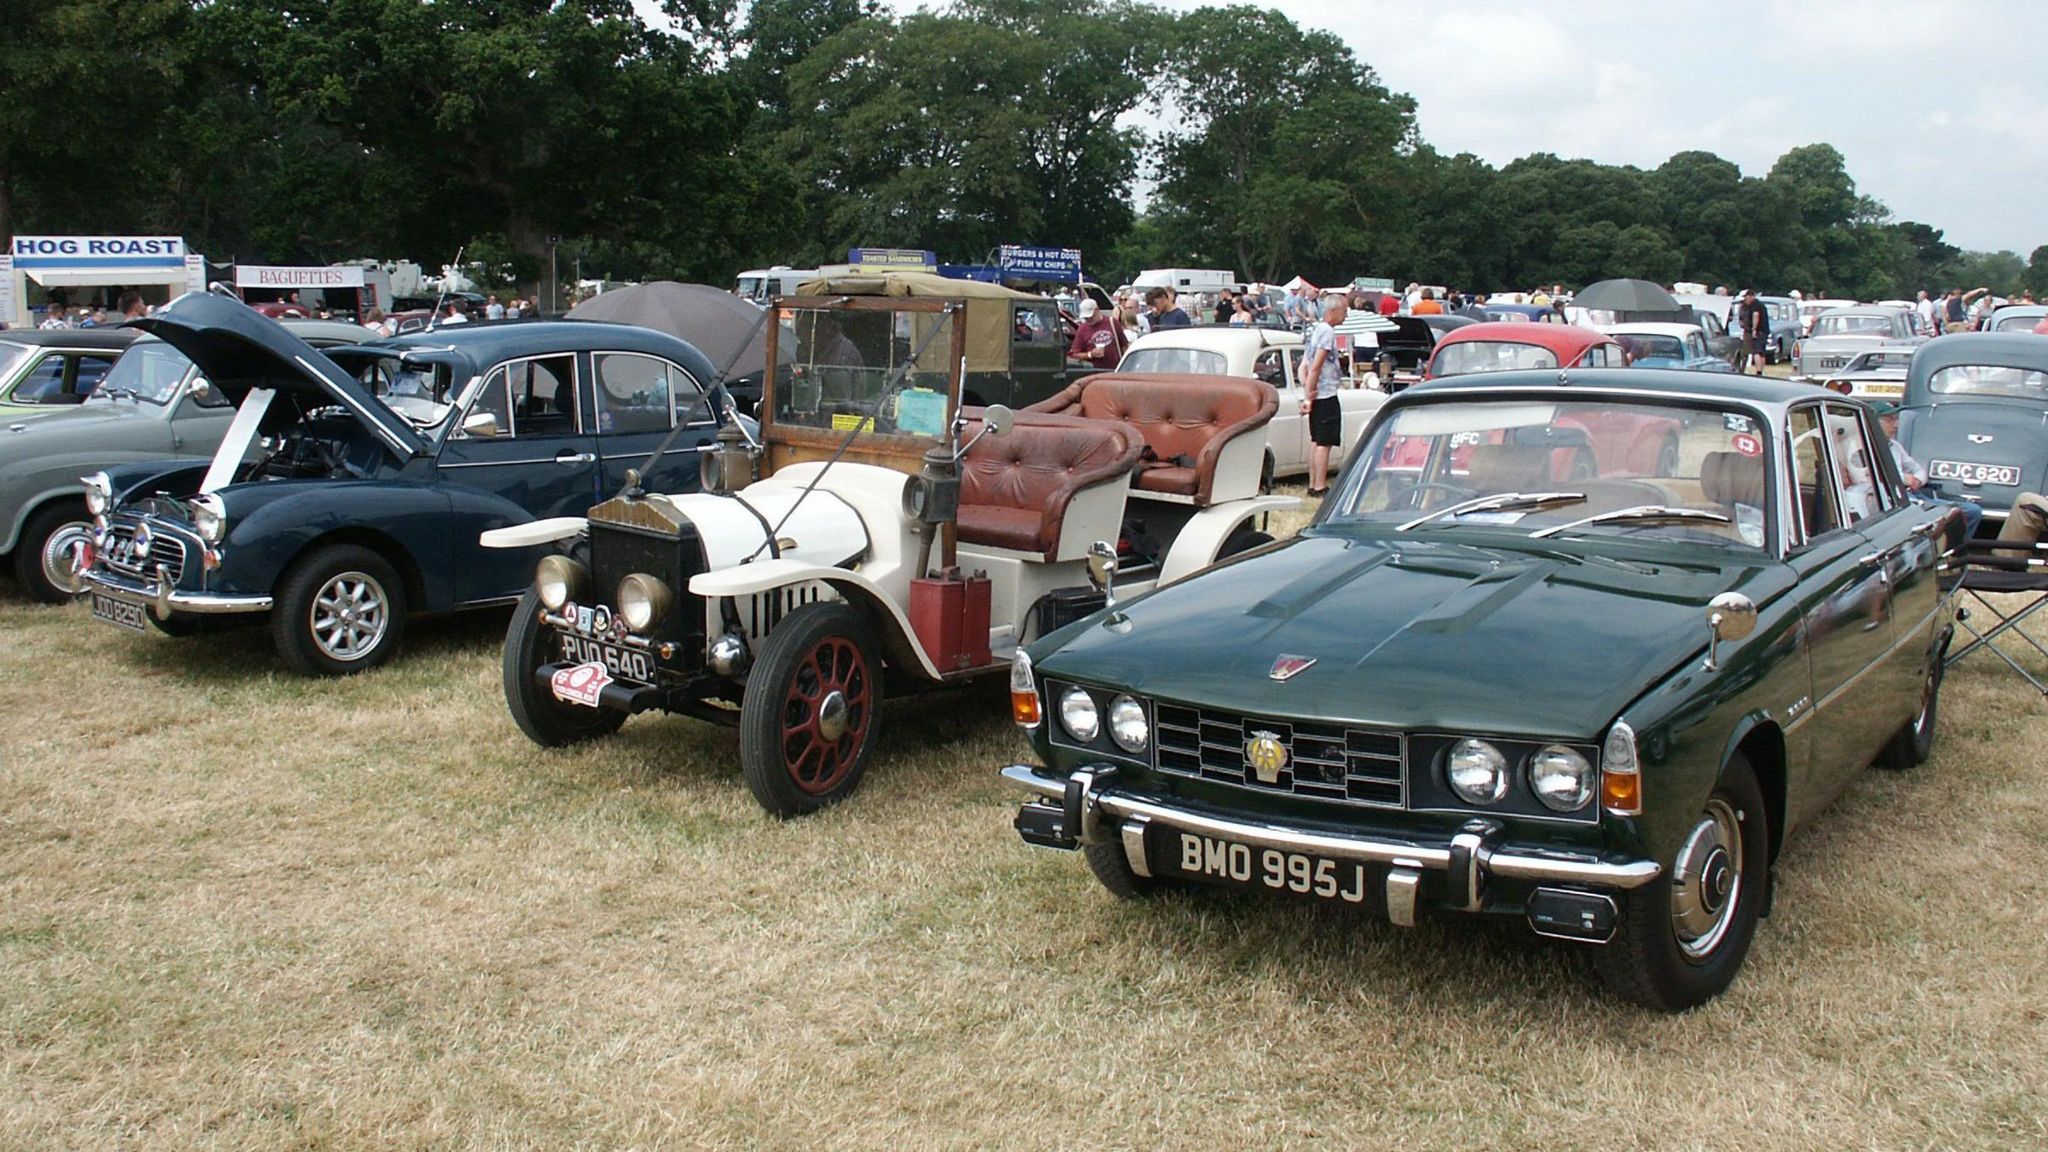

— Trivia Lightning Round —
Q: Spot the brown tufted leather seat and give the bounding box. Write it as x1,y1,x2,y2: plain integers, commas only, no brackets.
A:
1700,450,1766,506
1026,373,1276,506
956,407,1142,559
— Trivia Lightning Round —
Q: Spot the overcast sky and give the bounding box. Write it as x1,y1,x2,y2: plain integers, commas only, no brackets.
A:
871,1,2045,256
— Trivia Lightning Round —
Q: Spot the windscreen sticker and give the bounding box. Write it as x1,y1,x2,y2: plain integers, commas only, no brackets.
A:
1732,432,1763,457
1723,413,1755,433
831,412,875,433
895,388,947,438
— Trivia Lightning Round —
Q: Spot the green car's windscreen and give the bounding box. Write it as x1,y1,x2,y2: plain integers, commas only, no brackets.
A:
1340,398,1774,549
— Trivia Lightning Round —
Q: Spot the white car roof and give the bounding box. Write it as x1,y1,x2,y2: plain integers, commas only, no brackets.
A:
1125,327,1302,354
1603,322,1698,339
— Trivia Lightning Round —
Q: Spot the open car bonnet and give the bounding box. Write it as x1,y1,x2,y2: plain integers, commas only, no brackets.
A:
130,293,424,458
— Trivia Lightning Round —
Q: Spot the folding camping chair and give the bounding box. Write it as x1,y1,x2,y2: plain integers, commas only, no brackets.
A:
1944,538,2048,696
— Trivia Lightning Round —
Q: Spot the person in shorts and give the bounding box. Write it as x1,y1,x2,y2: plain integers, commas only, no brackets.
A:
1300,295,1348,496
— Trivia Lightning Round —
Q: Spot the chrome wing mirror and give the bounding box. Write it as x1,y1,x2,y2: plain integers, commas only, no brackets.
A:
1703,592,1756,671
1087,539,1119,608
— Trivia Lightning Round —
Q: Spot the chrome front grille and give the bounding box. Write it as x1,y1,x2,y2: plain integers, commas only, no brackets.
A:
1154,703,1405,809
103,523,186,584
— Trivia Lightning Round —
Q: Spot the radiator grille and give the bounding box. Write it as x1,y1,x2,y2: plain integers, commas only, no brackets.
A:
1155,703,1404,809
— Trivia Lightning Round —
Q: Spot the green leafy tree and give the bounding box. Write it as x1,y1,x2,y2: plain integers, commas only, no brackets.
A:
1147,5,1416,284
2027,246,2048,297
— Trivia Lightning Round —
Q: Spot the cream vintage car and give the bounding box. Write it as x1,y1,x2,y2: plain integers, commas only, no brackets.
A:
1116,327,1385,482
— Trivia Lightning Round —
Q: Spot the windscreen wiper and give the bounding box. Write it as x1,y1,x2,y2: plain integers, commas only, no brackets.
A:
1528,505,1731,539
1397,491,1586,531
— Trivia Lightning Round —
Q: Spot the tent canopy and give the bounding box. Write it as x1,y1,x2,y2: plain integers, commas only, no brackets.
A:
566,281,784,379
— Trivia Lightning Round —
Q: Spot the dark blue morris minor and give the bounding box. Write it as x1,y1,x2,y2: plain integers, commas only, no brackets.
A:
77,293,734,675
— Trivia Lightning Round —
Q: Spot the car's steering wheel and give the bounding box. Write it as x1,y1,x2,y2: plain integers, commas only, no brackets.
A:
1405,481,1476,510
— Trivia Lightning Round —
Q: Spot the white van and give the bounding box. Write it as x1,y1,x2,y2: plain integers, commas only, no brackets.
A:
1131,268,1240,295
734,266,818,306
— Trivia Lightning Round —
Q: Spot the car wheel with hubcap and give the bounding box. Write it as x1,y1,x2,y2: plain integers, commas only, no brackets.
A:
14,502,93,603
1594,755,1767,1011
272,543,407,676
1877,649,1943,770
740,601,879,818
503,588,625,747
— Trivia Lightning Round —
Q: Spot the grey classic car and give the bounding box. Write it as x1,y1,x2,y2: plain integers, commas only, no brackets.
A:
1982,304,2047,334
2,319,364,602
1793,306,1923,382
1896,332,2048,534
0,328,138,415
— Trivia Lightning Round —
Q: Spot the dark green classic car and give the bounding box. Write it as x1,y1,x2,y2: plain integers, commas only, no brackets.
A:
1001,369,1960,1010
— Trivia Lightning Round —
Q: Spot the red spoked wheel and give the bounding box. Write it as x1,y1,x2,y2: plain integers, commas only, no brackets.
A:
741,602,882,817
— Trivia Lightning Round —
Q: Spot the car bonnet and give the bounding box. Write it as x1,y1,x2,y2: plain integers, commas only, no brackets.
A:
130,293,424,458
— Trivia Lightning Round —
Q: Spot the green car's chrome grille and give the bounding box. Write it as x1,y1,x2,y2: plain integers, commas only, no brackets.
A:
1154,703,1405,809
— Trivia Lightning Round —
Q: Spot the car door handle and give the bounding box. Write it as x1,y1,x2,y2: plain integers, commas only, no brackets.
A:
1858,552,1886,567
555,451,595,465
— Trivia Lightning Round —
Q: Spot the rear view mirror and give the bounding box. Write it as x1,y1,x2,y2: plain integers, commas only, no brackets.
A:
461,412,500,438
982,404,1015,438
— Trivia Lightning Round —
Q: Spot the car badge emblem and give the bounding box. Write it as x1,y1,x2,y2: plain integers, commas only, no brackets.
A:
1244,730,1289,784
1269,654,1316,681
1968,433,1994,444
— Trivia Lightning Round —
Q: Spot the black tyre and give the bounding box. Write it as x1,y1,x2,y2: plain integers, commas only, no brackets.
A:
13,502,94,603
503,588,626,747
1877,650,1943,770
271,543,407,676
1594,755,1768,1011
1655,435,1682,477
1084,837,1172,899
739,602,880,818
1219,526,1275,559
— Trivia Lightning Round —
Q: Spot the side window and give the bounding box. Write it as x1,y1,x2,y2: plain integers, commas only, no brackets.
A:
13,355,68,402
592,353,705,434
1252,349,1287,386
1826,401,1893,519
72,354,117,398
460,367,514,437
1787,406,1843,541
1012,303,1056,344
507,355,579,437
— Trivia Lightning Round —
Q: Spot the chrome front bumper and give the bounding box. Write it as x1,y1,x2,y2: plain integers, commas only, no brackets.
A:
1001,763,1660,928
82,566,273,617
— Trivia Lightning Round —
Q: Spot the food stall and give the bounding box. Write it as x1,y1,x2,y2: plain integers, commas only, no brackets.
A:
3,235,205,328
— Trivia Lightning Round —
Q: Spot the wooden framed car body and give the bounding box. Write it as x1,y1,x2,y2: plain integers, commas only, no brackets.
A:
492,292,1296,817
1002,368,1961,1009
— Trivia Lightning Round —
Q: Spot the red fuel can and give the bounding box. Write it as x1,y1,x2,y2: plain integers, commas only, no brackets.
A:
910,569,992,671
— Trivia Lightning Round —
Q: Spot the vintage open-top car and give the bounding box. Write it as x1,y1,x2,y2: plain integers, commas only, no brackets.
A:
1897,332,2048,534
492,291,1294,817
75,293,733,674
1114,326,1384,481
1001,368,1959,1010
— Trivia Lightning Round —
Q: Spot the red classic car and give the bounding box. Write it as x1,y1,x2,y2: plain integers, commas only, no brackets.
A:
1385,326,1681,480
1425,322,1626,380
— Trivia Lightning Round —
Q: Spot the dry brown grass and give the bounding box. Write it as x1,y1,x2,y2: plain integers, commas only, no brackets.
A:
3,490,2045,1149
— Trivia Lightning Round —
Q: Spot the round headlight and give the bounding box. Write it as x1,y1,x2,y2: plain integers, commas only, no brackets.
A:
1058,686,1100,742
83,472,112,516
1529,745,1594,811
535,554,586,612
618,573,672,632
189,493,226,544
1447,738,1508,805
1108,695,1149,753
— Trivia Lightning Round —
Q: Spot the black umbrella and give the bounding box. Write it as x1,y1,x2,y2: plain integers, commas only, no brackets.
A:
567,281,786,378
1572,278,1681,314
